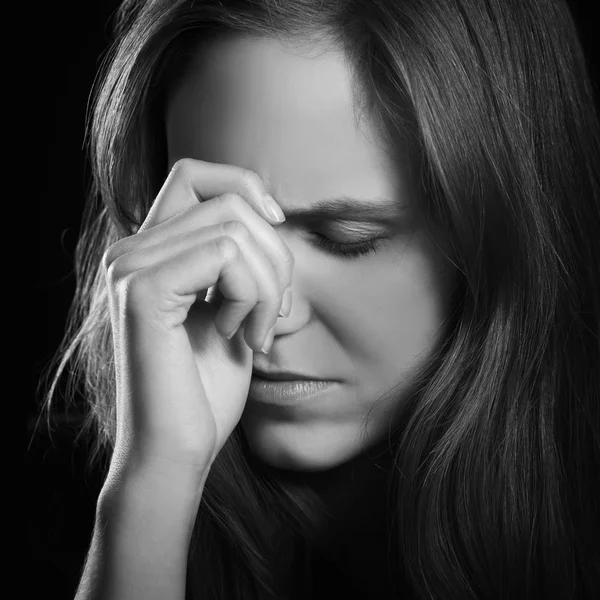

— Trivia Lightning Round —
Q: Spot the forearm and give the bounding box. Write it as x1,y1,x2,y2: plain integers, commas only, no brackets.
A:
75,461,209,600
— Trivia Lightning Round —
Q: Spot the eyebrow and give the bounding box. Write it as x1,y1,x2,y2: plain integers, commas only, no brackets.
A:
279,196,406,223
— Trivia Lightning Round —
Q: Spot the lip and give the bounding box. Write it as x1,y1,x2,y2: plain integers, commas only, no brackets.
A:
248,374,339,405
251,368,331,382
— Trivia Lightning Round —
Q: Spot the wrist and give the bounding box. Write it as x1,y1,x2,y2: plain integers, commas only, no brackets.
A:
87,457,207,600
99,454,210,523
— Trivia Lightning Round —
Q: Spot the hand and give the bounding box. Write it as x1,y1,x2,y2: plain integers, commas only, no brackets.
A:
102,159,294,479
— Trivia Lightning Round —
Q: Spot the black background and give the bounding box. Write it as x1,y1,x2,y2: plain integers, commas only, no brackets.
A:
30,2,598,598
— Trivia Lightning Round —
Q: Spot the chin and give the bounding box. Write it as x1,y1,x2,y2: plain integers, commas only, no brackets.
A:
240,415,369,472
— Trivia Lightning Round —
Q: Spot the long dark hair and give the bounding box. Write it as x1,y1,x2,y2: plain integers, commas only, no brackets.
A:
39,0,600,598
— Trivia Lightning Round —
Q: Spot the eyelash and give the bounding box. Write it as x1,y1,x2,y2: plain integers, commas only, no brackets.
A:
310,233,383,259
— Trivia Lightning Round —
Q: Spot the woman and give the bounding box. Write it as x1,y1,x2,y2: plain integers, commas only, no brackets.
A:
41,0,600,598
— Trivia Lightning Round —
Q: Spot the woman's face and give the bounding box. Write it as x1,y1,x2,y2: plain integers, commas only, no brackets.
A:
166,35,453,471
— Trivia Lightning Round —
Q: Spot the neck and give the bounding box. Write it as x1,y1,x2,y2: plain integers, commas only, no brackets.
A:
297,437,397,593
249,432,400,591
319,440,393,531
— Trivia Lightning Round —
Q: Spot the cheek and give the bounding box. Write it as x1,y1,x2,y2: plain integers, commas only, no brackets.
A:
330,239,452,371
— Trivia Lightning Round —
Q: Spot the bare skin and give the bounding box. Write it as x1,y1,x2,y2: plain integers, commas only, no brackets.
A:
79,161,294,600
165,34,452,588
166,35,452,471
76,33,452,600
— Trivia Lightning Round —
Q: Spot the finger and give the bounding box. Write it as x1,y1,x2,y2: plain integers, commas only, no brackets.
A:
139,158,285,232
126,236,262,348
107,192,294,295
106,221,285,347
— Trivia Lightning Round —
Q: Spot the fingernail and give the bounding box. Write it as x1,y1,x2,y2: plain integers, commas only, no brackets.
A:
263,195,286,223
226,323,240,340
261,324,276,354
278,287,292,317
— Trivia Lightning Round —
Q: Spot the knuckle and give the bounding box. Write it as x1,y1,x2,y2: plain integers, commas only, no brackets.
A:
261,279,282,309
268,293,282,313
105,255,127,287
214,235,240,261
220,219,250,240
102,249,114,275
118,271,151,308
279,249,295,286
218,191,244,210
102,240,126,273
171,157,194,176
282,245,295,268
239,169,262,191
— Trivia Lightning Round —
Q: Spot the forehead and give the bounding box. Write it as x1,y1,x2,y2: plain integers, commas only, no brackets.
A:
165,34,404,210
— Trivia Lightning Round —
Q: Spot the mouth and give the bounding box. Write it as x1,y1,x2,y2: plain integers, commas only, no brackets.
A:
248,373,340,405
251,368,333,382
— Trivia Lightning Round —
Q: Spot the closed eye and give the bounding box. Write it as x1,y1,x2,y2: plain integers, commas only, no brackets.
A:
309,233,384,259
